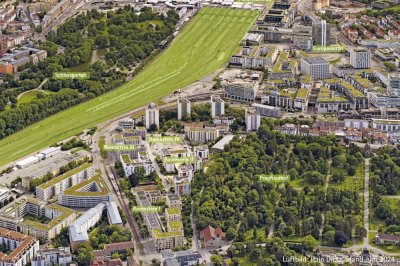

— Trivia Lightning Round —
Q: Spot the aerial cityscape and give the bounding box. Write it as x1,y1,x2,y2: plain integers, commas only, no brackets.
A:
0,0,399,265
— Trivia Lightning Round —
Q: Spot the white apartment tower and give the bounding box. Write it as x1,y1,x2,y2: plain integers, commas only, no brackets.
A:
389,74,400,97
211,96,225,118
245,108,261,131
350,48,371,69
177,97,191,120
145,103,160,130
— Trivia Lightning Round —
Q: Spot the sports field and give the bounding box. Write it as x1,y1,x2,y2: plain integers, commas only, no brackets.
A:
0,7,257,166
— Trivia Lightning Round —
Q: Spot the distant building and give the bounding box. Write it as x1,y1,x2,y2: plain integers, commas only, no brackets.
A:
389,74,400,97
177,97,191,120
145,103,159,130
245,108,261,131
223,79,259,102
300,57,330,80
211,96,225,117
350,48,371,69
252,103,281,118
313,20,330,46
372,119,400,133
186,128,219,143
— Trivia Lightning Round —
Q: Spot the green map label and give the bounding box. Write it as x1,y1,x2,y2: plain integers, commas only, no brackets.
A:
103,144,136,151
312,45,346,53
148,135,183,143
259,174,290,182
164,156,195,164
53,72,90,80
132,206,162,213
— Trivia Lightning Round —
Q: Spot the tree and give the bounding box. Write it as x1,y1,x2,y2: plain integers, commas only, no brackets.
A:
210,255,223,266
334,230,349,246
302,235,318,251
149,123,158,132
151,259,161,266
226,227,237,240
355,226,367,239
76,243,94,266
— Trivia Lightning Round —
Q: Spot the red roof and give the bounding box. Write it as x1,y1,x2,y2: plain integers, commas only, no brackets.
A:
200,225,226,243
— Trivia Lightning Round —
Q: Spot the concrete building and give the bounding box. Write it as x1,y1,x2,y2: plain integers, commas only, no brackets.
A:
211,96,224,117
32,247,72,266
69,202,122,252
350,48,371,69
0,228,39,266
161,250,203,266
223,79,259,102
58,175,112,208
313,20,330,46
389,74,400,97
145,103,159,130
230,45,278,69
186,128,219,143
372,119,400,133
177,97,191,120
36,163,94,202
245,109,261,131
120,153,154,177
252,103,281,118
300,57,330,80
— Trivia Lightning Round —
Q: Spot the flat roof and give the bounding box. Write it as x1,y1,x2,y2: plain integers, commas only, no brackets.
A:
211,135,234,151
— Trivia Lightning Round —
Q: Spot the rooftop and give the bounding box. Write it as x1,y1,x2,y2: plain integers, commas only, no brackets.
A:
63,175,109,196
37,162,92,190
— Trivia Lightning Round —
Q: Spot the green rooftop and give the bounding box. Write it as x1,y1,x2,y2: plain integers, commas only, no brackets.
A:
38,163,92,190
168,221,183,229
317,86,348,102
166,207,181,215
121,154,131,164
23,204,75,232
341,81,365,97
63,175,109,196
152,229,184,239
296,88,309,100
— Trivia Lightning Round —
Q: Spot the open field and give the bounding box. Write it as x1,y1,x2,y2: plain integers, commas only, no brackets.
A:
0,7,257,166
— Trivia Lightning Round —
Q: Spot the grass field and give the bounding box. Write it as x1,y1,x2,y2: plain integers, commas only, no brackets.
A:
0,7,257,166
17,90,46,105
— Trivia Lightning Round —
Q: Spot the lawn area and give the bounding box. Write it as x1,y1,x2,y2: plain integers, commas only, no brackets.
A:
330,165,364,193
17,90,44,105
0,7,258,166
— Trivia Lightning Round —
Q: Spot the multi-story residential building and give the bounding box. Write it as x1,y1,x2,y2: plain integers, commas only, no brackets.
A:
223,79,259,102
389,74,400,97
69,202,122,252
245,108,261,131
58,175,113,208
32,247,72,266
211,96,225,117
175,164,194,195
177,97,191,120
252,103,281,118
120,153,154,177
229,45,278,69
21,204,76,241
166,194,182,209
186,128,219,143
0,228,39,266
152,228,184,252
316,86,352,113
300,57,330,80
165,208,181,222
194,146,209,160
0,47,47,74
36,163,94,202
145,103,159,130
350,48,371,69
372,119,400,133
